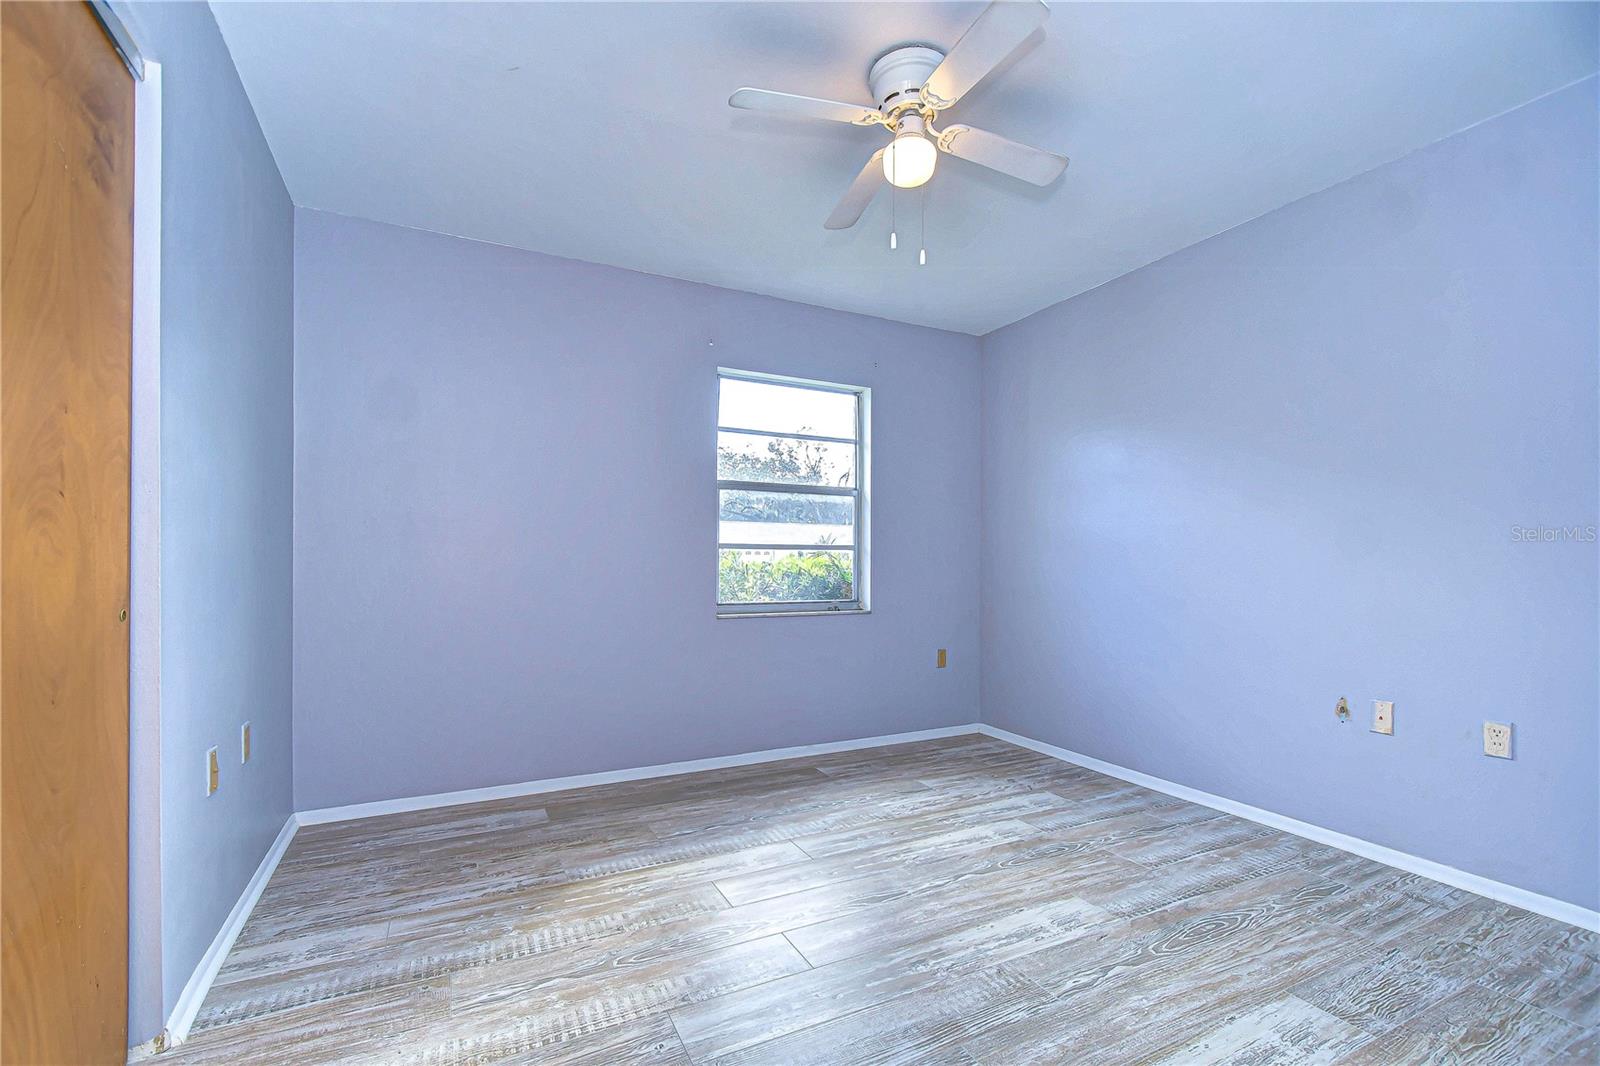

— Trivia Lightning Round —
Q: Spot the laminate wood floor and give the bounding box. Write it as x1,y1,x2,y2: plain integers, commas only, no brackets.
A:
164,736,1598,1064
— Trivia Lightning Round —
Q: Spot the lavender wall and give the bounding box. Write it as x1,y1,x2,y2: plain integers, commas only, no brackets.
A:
110,0,296,1041
980,80,1599,911
292,209,981,811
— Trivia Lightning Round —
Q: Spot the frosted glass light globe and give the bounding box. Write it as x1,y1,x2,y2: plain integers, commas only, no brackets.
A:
883,132,936,189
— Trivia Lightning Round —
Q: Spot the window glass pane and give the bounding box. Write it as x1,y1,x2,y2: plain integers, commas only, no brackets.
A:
717,431,855,487
719,489,854,546
719,549,855,604
719,377,856,439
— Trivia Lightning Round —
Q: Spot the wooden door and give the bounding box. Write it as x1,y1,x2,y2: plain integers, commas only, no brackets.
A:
1,2,134,1061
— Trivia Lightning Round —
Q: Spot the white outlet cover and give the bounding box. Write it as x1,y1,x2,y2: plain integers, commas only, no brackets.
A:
1484,721,1513,759
1372,700,1394,736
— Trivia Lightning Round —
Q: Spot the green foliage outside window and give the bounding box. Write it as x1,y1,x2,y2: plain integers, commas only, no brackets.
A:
718,549,854,604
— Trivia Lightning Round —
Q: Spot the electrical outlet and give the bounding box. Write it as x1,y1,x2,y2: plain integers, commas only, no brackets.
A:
1371,700,1394,736
936,648,947,669
1484,721,1512,759
205,747,219,796
241,722,251,764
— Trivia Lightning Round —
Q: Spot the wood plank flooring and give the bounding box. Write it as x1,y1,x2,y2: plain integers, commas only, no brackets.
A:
163,736,1598,1064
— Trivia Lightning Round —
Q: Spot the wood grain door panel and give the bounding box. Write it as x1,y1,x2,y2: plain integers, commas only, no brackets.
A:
2,2,134,1061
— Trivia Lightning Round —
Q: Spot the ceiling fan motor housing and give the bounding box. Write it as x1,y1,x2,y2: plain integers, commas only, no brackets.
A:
868,45,945,111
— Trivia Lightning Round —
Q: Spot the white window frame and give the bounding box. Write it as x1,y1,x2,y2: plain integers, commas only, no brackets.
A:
716,368,870,618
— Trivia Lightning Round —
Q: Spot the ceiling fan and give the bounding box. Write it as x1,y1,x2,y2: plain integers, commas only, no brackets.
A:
729,0,1068,231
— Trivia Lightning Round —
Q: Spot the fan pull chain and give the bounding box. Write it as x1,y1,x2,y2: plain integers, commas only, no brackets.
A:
919,185,927,266
889,155,898,250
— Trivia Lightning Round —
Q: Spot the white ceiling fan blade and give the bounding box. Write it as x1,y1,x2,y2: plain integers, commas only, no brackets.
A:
730,88,883,126
920,0,1049,110
937,124,1067,186
824,149,887,230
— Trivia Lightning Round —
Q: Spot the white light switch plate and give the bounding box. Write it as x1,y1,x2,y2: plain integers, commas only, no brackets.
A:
1484,721,1512,759
1371,700,1394,735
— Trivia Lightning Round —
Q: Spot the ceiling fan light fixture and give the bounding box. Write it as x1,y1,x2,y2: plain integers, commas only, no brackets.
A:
883,130,936,189
729,1,1065,230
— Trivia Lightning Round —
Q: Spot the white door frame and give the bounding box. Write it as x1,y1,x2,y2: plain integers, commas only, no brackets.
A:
95,0,167,1047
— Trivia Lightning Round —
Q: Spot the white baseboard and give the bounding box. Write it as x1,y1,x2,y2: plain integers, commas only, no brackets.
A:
976,724,1600,933
163,814,298,1046
295,724,985,826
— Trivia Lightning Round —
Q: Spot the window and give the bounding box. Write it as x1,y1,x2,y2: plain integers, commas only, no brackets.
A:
717,369,869,615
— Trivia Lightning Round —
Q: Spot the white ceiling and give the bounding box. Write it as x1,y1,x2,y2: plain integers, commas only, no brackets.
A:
210,1,1597,335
